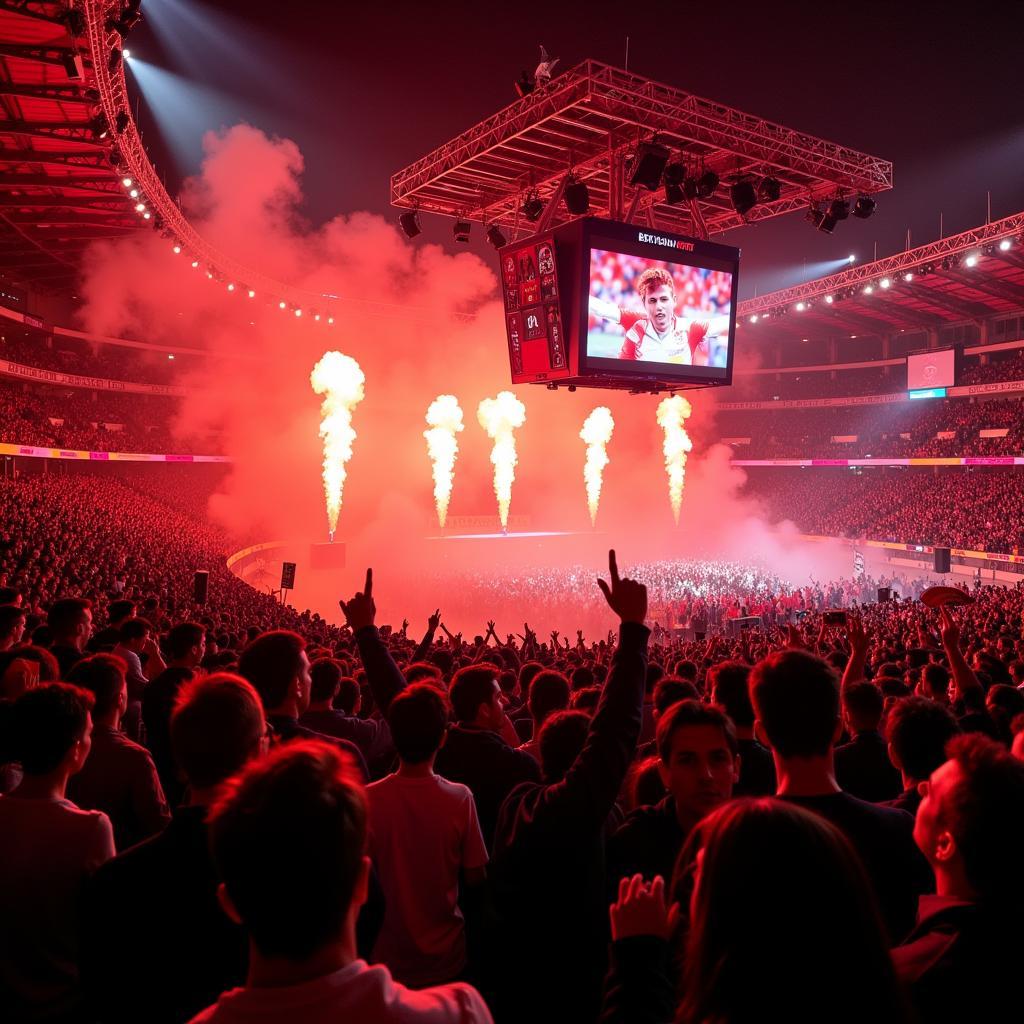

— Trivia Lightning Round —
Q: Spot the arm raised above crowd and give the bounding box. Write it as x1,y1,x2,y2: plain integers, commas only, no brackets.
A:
939,605,983,703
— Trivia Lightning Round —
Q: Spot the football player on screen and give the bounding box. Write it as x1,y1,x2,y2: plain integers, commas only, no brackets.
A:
589,267,726,364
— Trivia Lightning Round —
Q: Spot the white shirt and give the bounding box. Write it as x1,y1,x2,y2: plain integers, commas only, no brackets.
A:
189,960,493,1024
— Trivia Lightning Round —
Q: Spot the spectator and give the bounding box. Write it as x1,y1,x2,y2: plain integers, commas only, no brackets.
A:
367,683,487,987
883,696,960,815
517,668,570,762
65,653,170,850
0,602,27,652
47,597,93,678
0,684,114,1021
835,681,903,802
709,659,775,795
82,673,264,1023
88,598,136,651
192,741,492,1023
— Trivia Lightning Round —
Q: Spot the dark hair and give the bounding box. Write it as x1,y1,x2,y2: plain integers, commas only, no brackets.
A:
405,661,442,685
842,681,885,730
334,676,361,716
921,662,950,699
674,659,699,683
0,586,19,605
654,676,700,717
885,696,959,782
238,630,306,711
12,682,94,775
499,669,517,696
528,669,570,726
209,741,366,960
166,622,205,661
449,663,499,724
570,665,594,692
538,709,590,783
645,662,664,695
106,600,135,624
518,660,543,698
118,617,152,644
310,658,342,704
66,654,127,719
0,603,26,639
0,644,59,683
47,597,92,637
387,683,449,764
941,733,1024,905
657,700,738,764
677,799,907,1024
171,673,264,789
570,686,602,714
750,650,839,759
709,661,754,727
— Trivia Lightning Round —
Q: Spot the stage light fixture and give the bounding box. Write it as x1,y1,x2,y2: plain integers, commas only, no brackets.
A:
278,300,286,309
663,163,686,204
115,110,129,134
806,205,836,233
903,272,914,282
829,198,850,222
453,219,471,243
121,177,132,188
514,71,534,97
999,239,1012,251
852,196,876,219
108,49,122,73
123,49,131,59
628,140,671,191
143,212,150,220
90,114,109,140
864,284,874,294
695,169,719,199
247,289,256,299
848,254,856,263
398,210,421,238
564,177,590,215
294,308,302,317
64,8,86,35
486,224,507,249
129,189,138,198
758,177,781,203
825,295,834,304
134,202,145,212
880,277,891,289
795,302,806,312
190,260,199,268
521,194,544,222
965,253,979,267
62,52,85,80
172,244,181,254
328,317,335,325
227,283,235,292
730,179,757,216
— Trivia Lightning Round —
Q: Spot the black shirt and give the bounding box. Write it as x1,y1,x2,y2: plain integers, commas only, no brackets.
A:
607,794,687,891
735,736,776,796
834,730,903,803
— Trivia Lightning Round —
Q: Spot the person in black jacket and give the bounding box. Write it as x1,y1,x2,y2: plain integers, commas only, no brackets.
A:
835,681,903,803
486,550,649,1024
882,696,959,816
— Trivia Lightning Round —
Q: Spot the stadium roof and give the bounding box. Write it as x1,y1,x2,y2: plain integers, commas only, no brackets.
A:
737,210,1024,339
391,60,892,239
0,1,141,292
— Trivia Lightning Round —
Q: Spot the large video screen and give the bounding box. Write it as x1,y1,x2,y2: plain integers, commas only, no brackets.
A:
907,349,956,390
585,241,735,382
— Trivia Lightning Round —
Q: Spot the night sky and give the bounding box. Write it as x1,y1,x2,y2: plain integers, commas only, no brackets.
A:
128,0,1024,298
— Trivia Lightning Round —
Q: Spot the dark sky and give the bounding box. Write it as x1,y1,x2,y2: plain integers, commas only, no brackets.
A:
129,0,1024,298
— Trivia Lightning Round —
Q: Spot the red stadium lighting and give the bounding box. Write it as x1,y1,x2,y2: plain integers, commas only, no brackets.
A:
965,253,979,267
863,284,874,294
294,308,302,317
999,239,1012,251
795,302,806,311
880,278,891,289
121,177,132,188
328,317,335,325
247,289,256,299
278,301,287,310
172,244,181,254
904,272,914,282
190,260,199,268
825,295,834,303
749,314,758,323
227,283,235,292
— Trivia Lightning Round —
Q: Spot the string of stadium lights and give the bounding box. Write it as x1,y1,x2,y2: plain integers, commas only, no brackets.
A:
743,236,1019,324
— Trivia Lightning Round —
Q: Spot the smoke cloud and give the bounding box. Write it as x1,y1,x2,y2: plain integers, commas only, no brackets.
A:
76,123,851,628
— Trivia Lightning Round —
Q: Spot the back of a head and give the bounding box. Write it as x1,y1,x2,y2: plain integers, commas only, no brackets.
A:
654,676,700,717
518,660,543,699
885,696,959,782
12,682,94,776
528,669,570,725
310,658,342,704
209,741,366,960
680,799,904,1024
449,663,499,724
570,686,602,714
674,659,699,683
47,597,91,640
750,650,839,759
645,662,664,695
107,600,135,625
709,661,754,728
334,676,361,716
118,617,152,645
171,673,265,790
538,709,590,782
66,654,126,719
570,665,594,692
922,662,950,700
387,683,449,764
842,681,885,732
942,733,1024,906
238,630,305,711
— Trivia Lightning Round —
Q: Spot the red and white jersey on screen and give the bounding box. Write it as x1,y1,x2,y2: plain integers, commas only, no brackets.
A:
616,309,707,363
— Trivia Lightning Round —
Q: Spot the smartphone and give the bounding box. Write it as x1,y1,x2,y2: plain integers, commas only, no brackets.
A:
822,610,848,625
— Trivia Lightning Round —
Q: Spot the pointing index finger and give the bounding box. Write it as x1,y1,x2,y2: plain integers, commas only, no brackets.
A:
364,568,373,598
608,549,620,586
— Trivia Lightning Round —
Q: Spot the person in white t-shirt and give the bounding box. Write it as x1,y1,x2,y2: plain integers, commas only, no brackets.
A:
368,683,488,987
0,683,115,1022
192,740,492,1024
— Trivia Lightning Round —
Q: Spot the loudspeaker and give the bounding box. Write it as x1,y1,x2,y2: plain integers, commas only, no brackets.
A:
933,548,951,574
877,587,891,602
193,570,209,604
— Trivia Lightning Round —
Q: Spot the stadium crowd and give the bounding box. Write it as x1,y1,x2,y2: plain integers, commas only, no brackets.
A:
1,468,1023,1024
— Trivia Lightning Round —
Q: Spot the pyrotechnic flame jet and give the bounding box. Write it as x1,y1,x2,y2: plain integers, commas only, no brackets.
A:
310,352,365,542
424,395,464,528
580,406,614,526
656,395,693,525
477,391,527,531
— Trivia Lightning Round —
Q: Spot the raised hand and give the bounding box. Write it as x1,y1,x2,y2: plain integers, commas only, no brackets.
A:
339,568,376,632
847,615,872,656
939,605,961,649
400,618,409,636
428,608,441,632
609,874,680,941
596,549,647,625
551,630,560,645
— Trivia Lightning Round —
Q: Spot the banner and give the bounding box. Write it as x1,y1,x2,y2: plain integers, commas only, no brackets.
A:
1,359,186,396
732,456,1024,467
0,442,230,463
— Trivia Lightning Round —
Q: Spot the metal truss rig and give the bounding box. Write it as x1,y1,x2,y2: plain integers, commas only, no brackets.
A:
738,211,1024,318
391,60,892,240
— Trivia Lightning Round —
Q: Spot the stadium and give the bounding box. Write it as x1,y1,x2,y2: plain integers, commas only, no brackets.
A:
1,4,1022,1024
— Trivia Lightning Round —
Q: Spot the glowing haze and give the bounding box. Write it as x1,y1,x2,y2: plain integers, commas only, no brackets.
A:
424,394,464,528
477,391,527,529
310,351,365,539
656,395,694,525
580,406,615,526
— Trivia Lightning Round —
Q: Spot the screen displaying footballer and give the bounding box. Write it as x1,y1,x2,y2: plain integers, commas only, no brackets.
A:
587,249,734,376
